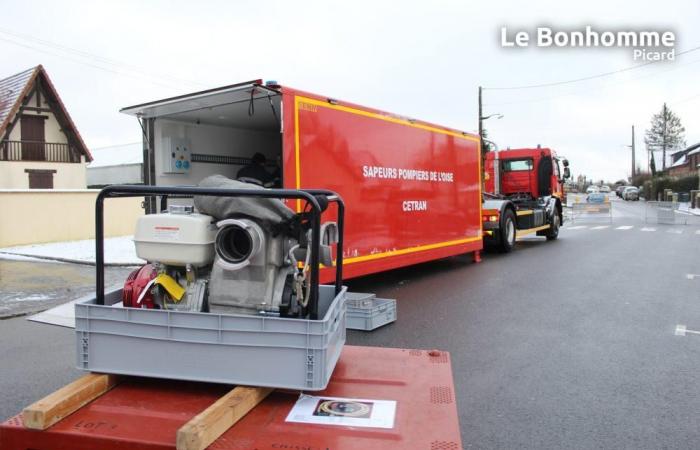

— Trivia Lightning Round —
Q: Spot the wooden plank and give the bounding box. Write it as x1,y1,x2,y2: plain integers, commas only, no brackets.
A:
176,386,273,450
22,373,120,430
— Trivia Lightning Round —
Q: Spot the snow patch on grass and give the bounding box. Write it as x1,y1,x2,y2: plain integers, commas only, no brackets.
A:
0,236,144,265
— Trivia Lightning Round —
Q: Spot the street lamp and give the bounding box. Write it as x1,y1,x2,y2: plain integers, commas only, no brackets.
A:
478,113,503,153
477,86,504,190
478,113,503,137
477,86,503,153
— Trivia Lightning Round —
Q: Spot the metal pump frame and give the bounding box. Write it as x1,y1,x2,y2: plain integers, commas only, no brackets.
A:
95,185,345,320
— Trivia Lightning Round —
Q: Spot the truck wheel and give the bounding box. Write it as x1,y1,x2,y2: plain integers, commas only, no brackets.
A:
499,210,517,253
546,207,560,241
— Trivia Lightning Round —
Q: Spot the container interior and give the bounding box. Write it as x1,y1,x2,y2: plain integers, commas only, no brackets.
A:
124,85,284,199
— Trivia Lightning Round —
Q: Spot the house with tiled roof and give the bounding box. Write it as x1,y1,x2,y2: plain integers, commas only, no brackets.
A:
667,143,700,178
0,65,92,188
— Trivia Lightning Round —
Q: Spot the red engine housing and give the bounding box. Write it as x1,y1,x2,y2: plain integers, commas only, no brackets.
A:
122,264,158,308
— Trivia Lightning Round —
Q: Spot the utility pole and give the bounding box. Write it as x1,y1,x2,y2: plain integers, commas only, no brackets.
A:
631,125,636,179
478,86,483,155
478,86,485,191
478,86,483,137
662,103,667,172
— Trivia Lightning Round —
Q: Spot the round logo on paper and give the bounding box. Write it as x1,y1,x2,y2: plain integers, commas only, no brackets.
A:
316,400,372,418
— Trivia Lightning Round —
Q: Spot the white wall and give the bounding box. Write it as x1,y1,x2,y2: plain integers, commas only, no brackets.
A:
87,163,143,186
0,161,86,189
0,190,143,247
153,119,280,186
8,120,19,141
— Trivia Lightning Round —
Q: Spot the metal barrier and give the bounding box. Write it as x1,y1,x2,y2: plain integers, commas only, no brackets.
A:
644,201,700,225
570,201,613,223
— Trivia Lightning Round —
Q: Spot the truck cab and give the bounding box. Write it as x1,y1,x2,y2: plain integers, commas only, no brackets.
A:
482,147,570,252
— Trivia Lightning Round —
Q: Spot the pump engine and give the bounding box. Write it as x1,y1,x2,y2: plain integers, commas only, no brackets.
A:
123,175,337,318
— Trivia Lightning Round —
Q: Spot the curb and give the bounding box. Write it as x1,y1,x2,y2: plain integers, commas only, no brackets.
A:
0,309,39,320
0,251,142,267
0,303,56,320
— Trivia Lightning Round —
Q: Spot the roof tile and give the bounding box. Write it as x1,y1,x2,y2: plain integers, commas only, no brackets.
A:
0,66,37,132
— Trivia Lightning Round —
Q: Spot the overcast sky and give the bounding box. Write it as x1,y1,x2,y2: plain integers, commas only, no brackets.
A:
2,0,699,182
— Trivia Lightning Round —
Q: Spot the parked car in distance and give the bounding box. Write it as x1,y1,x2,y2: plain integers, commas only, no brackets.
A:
622,186,639,201
599,185,611,193
586,192,607,203
615,185,627,198
586,185,599,194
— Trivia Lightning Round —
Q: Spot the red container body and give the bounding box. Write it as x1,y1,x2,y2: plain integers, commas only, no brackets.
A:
280,88,483,282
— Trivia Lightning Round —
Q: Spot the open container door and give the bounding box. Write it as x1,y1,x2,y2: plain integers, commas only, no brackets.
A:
121,80,284,211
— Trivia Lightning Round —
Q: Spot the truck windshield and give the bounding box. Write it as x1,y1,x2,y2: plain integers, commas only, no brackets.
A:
502,159,533,171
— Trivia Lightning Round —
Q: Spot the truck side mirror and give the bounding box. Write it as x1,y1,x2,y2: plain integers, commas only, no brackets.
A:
563,167,571,179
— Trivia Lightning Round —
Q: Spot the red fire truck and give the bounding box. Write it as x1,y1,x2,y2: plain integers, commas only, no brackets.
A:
482,147,570,252
121,80,569,281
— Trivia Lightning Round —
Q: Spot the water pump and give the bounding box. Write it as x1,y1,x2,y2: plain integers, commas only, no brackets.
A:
122,176,338,318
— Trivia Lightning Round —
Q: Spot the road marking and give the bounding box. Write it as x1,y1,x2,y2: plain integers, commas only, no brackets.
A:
567,225,588,229
591,225,609,230
640,227,656,232
667,229,683,234
675,325,700,336
696,230,700,235
615,225,634,230
687,274,700,280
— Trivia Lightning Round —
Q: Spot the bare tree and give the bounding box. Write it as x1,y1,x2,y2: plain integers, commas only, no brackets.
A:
644,103,686,172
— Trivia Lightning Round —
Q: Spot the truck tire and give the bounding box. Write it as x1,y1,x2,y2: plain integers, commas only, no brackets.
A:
546,207,560,241
498,209,517,253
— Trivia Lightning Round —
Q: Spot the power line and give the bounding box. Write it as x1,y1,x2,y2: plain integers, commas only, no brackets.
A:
0,36,189,91
0,28,206,90
0,27,205,87
485,45,700,91
485,57,700,107
670,92,700,106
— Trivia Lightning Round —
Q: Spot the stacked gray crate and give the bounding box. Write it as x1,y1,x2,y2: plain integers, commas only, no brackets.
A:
345,292,397,331
75,285,346,391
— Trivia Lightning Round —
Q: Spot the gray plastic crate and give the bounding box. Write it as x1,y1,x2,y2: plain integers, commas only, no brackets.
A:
75,285,346,391
346,296,396,331
346,291,376,308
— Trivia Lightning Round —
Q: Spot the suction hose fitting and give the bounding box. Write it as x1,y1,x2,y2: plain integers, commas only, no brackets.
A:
215,218,264,270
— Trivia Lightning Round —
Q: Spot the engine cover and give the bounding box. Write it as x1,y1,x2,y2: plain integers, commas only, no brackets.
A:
133,210,216,267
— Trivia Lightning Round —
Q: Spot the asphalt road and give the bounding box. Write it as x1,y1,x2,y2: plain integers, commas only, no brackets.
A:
1,197,699,449
0,259,133,317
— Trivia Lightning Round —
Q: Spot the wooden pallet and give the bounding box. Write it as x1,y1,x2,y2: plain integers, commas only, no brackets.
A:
22,373,273,450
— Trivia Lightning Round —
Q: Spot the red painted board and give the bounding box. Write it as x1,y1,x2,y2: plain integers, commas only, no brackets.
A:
0,346,462,450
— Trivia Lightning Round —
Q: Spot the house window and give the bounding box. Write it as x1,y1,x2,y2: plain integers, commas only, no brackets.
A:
21,115,47,161
25,169,55,189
